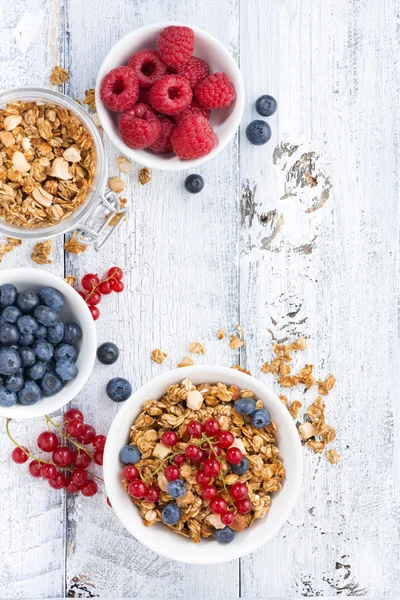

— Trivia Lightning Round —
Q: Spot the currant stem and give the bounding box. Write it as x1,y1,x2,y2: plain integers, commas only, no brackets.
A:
45,415,92,458
83,268,119,303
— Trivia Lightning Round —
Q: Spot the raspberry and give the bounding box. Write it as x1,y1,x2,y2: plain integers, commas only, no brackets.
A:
149,75,192,116
174,99,210,124
149,116,175,153
127,49,167,88
171,114,217,160
157,26,194,69
176,57,210,88
100,66,139,112
119,103,161,149
195,72,236,109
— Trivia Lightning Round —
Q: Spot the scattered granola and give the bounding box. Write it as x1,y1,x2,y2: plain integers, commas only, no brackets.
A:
326,449,340,464
231,364,251,375
108,176,125,193
151,348,168,364
50,66,69,86
31,240,52,264
0,237,21,262
139,167,151,185
116,156,133,173
177,356,194,368
230,335,244,349
188,341,205,355
64,231,87,255
317,374,336,396
64,275,76,286
217,328,225,340
83,88,96,111
287,400,302,419
107,197,128,227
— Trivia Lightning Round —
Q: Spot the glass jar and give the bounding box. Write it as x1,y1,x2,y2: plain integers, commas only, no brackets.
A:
0,88,126,250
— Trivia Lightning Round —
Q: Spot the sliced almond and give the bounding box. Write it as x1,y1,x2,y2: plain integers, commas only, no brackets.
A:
21,137,31,152
116,156,133,173
152,442,171,460
49,157,72,180
32,187,53,207
231,436,246,454
157,472,169,492
298,421,318,440
4,115,22,131
0,131,15,148
186,390,204,411
108,176,125,193
206,514,225,529
12,151,31,173
63,144,81,163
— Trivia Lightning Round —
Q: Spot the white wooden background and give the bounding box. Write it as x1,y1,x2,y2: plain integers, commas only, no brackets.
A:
1,0,400,597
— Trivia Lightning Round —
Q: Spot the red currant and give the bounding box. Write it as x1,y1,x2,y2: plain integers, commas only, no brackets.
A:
64,408,84,423
128,480,148,499
77,290,86,300
93,450,103,466
235,498,253,514
78,424,96,445
145,485,160,503
185,444,200,460
201,442,221,457
81,480,98,497
210,496,227,514
229,482,248,500
87,291,102,306
192,448,206,464
216,430,234,448
164,465,180,481
72,468,89,487
73,451,91,469
226,447,243,465
202,418,220,436
98,281,112,295
67,481,80,494
221,511,235,526
65,419,85,438
11,447,29,464
37,431,59,452
52,446,73,467
123,465,139,481
161,430,179,447
106,496,112,506
28,460,43,478
49,472,67,489
203,457,220,477
108,267,123,280
186,420,202,438
40,463,57,480
111,280,124,293
82,273,99,290
173,453,186,466
201,485,218,500
89,305,100,320
92,434,106,451
196,470,211,486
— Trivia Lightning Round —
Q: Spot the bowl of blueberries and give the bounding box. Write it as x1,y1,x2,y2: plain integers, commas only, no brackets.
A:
0,268,97,418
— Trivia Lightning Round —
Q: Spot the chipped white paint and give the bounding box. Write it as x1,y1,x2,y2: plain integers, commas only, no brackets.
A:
1,0,400,597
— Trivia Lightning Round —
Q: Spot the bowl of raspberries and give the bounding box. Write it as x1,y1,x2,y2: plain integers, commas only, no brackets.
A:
0,268,97,419
95,23,244,170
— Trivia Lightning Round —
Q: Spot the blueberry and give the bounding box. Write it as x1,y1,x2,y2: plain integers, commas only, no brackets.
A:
119,444,141,464
0,284,17,307
162,504,181,526
40,371,62,396
167,479,186,499
106,377,132,402
26,361,46,380
18,381,41,405
34,325,47,339
255,94,277,117
19,333,34,346
97,342,119,365
250,408,271,429
17,315,39,334
234,398,256,415
6,371,24,392
185,174,204,194
0,385,17,407
45,359,55,372
54,342,77,362
39,287,64,312
215,527,235,544
18,346,36,367
47,321,64,344
229,456,249,475
63,321,82,344
16,291,39,313
0,323,20,345
34,305,58,327
1,306,21,323
246,120,271,145
55,358,78,382
33,339,54,362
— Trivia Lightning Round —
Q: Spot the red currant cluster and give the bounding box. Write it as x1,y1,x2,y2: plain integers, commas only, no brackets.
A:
76,267,125,321
9,408,106,497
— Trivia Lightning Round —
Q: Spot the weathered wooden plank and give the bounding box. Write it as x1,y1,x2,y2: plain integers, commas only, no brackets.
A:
63,0,240,596
239,0,400,596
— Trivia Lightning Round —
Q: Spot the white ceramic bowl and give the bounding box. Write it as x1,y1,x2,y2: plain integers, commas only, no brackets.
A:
95,22,245,171
104,366,303,564
0,268,97,419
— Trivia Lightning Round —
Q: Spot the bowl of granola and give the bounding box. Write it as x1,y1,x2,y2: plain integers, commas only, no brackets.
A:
0,88,127,249
104,366,302,564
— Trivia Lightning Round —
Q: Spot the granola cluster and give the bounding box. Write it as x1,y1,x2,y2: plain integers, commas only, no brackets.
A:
0,101,95,228
125,378,284,543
